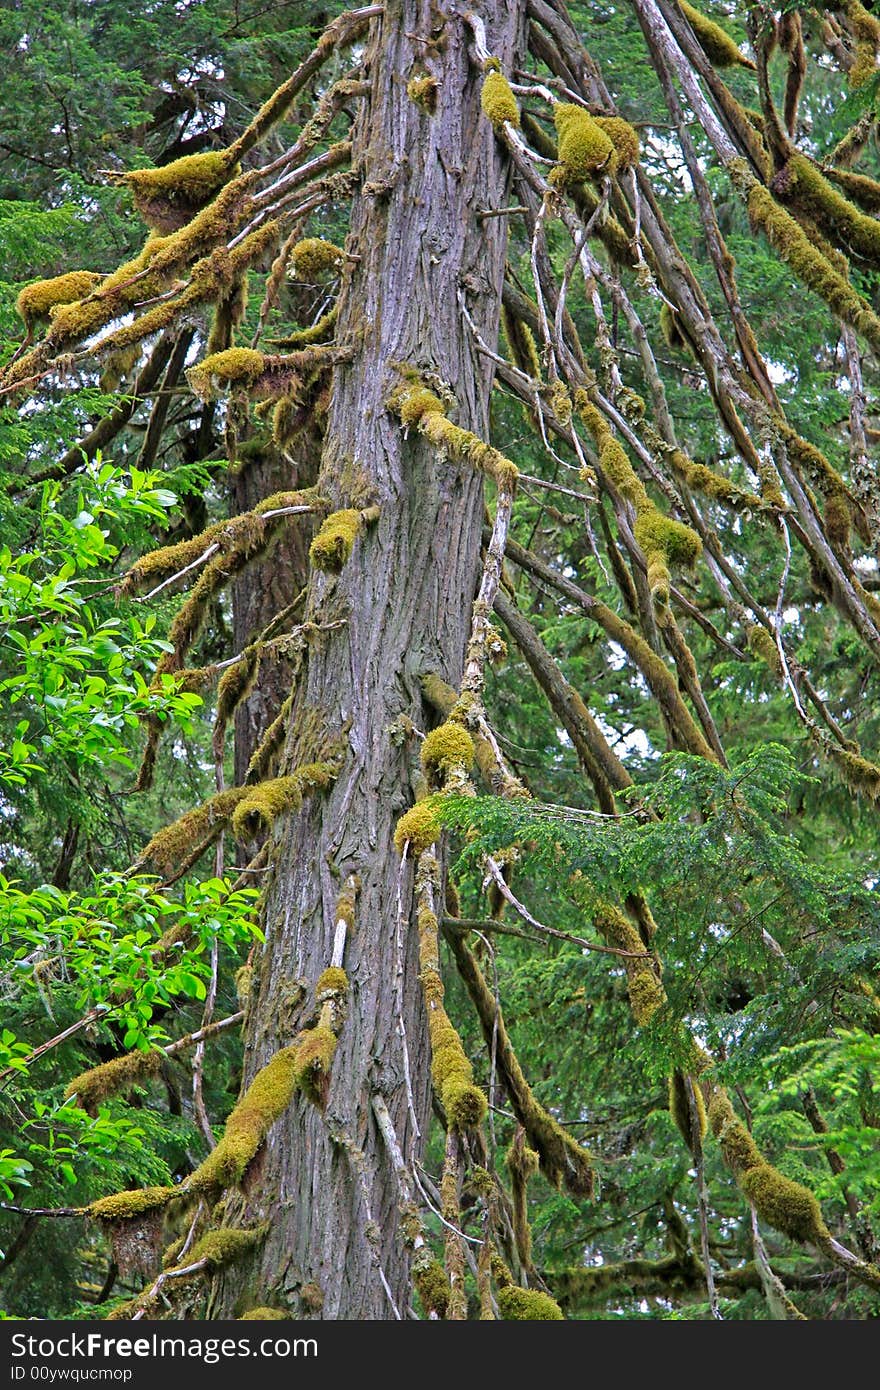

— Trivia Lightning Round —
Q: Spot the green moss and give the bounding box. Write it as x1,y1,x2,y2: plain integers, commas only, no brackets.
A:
89,1187,176,1222
162,1235,186,1269
594,116,640,170
841,0,880,88
290,238,345,280
66,1048,162,1113
680,1,754,69
480,71,520,132
553,103,614,180
239,1307,288,1320
232,764,335,840
497,1285,564,1320
740,171,880,356
292,1025,337,1105
420,722,475,782
594,902,665,1025
782,152,880,266
668,1070,708,1148
316,966,348,997
659,302,691,355
394,801,442,855
235,964,253,1009
187,347,267,400
414,1257,451,1317
407,73,439,114
15,271,102,326
120,150,236,232
188,1047,301,1194
186,1225,267,1271
547,378,572,425
746,624,783,677
740,1165,829,1244
828,746,880,803
309,508,364,573
140,787,247,878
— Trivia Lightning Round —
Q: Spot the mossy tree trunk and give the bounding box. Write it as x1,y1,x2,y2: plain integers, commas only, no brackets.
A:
213,0,523,1319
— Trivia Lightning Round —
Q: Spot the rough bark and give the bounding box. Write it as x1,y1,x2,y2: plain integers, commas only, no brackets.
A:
213,0,522,1319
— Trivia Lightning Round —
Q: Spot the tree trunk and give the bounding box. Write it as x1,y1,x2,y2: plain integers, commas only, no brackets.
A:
213,0,523,1319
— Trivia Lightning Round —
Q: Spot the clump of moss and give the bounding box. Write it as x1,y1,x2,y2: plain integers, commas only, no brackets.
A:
660,302,691,355
780,152,880,267
300,1280,324,1312
547,378,572,424
162,1235,187,1269
188,1047,301,1194
187,347,267,400
89,1187,177,1222
738,167,880,356
15,271,102,327
507,1128,540,1266
420,722,475,782
828,745,880,803
240,1307,288,1320
309,508,364,573
292,1025,337,1106
390,378,519,489
235,964,253,1009
186,1225,267,1271
66,1048,163,1114
289,238,345,281
394,801,442,855
679,1,754,69
746,624,783,678
553,103,614,180
740,1165,829,1244
408,73,439,114
316,966,348,998
594,116,640,170
480,70,520,132
501,306,542,380
668,1070,708,1149
119,150,236,233
139,787,247,878
232,764,335,840
413,1256,451,1317
841,0,880,88
497,1285,564,1320
593,902,664,1025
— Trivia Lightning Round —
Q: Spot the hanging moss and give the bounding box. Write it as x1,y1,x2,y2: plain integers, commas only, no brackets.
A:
497,1285,564,1320
823,166,880,216
594,116,640,170
292,1025,337,1106
593,903,664,1025
272,303,339,349
309,509,364,573
668,1070,708,1149
446,930,595,1196
633,508,702,568
89,1187,177,1222
289,238,345,280
139,787,248,878
668,448,763,511
185,1225,267,1271
679,1,754,69
188,1047,301,1194
420,723,476,781
828,745,880,803
553,103,614,180
547,378,572,425
740,1165,829,1244
734,165,880,356
659,302,692,355
407,73,439,115
413,1256,452,1317
187,347,267,400
841,0,880,88
15,271,102,327
779,153,880,266
746,624,783,678
507,1128,540,1267
239,1308,288,1320
231,764,336,840
118,150,237,233
394,801,442,855
65,1048,162,1113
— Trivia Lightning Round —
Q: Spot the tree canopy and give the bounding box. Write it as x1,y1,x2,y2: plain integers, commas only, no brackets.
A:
1,0,880,1322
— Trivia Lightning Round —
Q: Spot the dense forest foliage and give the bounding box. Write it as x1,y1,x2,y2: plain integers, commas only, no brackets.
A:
1,0,879,1321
